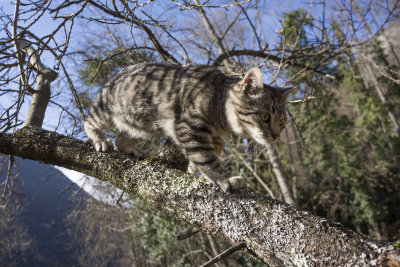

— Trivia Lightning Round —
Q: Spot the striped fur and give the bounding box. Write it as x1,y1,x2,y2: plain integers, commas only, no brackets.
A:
84,63,293,192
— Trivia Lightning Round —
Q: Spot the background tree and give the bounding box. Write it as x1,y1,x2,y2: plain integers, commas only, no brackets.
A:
0,157,34,265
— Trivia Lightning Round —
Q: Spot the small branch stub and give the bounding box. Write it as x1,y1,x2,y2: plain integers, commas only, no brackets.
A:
177,227,200,241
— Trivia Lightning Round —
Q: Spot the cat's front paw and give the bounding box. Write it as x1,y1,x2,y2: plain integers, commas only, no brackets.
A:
218,176,246,193
93,139,114,152
187,162,199,174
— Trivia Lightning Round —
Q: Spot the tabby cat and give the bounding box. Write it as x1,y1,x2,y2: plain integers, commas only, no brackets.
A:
84,63,294,192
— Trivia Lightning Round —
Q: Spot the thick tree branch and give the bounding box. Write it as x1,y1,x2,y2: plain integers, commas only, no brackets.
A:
1,126,399,266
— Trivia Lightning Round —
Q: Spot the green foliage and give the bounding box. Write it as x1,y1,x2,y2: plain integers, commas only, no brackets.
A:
282,8,312,47
279,8,400,240
79,49,152,88
341,63,400,237
281,9,336,83
289,58,400,239
129,202,189,266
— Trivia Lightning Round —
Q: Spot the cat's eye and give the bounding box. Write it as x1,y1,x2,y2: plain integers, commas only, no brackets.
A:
260,113,270,123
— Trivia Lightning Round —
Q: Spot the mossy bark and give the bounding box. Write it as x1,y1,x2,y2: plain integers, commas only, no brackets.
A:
1,126,399,266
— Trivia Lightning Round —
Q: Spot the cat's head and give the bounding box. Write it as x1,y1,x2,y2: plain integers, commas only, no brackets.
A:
227,68,295,145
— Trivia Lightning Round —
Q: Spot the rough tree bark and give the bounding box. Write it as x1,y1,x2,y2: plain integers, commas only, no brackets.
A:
1,127,399,267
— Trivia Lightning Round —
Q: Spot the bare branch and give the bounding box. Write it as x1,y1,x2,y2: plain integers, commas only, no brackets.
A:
87,0,180,64
200,243,245,267
177,227,200,240
193,0,233,72
236,153,276,198
212,49,332,76
171,0,251,10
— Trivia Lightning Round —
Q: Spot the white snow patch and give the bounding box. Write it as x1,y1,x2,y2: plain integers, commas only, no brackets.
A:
55,167,130,208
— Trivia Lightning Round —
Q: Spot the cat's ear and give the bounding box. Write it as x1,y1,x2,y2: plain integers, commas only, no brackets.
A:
241,68,263,95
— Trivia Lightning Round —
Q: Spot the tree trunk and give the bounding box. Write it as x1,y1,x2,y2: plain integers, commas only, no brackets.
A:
1,126,399,267
359,55,400,134
264,143,297,207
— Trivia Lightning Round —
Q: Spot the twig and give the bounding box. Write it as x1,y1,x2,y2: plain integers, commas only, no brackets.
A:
212,49,331,76
1,155,14,200
200,243,246,267
171,0,250,10
237,153,275,198
177,226,200,240
12,0,26,89
193,0,233,72
116,190,125,207
141,10,191,64
87,0,180,64
289,96,317,104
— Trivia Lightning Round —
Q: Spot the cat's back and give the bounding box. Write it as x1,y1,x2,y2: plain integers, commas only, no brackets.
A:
101,63,226,107
107,62,224,92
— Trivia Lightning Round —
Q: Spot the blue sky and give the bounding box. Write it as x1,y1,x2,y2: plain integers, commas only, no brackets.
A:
0,0,394,133
1,0,397,202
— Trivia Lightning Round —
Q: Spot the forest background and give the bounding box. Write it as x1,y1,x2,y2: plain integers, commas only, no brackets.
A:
1,0,400,266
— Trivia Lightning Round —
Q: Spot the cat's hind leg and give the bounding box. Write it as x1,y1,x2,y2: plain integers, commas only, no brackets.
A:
115,134,144,158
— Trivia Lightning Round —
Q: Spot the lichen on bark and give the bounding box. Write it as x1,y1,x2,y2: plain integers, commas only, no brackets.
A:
0,126,399,266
